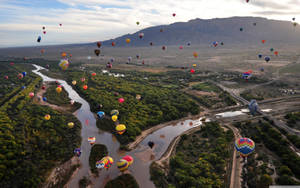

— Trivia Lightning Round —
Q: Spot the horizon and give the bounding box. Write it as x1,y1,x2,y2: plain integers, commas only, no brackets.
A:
1,0,300,48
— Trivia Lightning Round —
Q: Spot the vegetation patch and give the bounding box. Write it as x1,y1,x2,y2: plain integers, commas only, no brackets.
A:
89,144,108,175
105,174,139,188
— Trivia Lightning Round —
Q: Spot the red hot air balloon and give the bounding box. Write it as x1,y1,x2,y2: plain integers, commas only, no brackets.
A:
118,98,125,103
274,51,279,56
246,0,249,2
179,46,183,50
59,23,62,26
162,46,166,50
190,69,195,74
43,31,46,34
83,85,88,90
261,40,266,44
172,13,176,17
92,73,96,76
97,41,101,48
112,42,116,46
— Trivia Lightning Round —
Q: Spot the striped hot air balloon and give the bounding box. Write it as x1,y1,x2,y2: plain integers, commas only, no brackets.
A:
235,138,255,157
96,156,114,170
117,159,129,172
116,124,126,135
122,155,134,166
88,137,96,145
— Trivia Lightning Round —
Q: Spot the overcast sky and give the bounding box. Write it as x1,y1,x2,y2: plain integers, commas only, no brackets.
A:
0,0,299,47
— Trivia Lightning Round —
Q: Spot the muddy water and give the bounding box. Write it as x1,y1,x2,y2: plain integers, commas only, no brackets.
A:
32,65,205,188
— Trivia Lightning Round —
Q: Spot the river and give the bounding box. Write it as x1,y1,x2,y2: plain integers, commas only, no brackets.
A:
32,64,206,188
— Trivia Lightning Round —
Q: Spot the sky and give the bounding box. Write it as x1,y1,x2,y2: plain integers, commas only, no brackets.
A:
0,0,300,47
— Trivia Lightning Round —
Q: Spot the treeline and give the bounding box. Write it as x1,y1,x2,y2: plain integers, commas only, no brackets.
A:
105,174,139,188
68,71,200,145
285,112,300,129
150,122,234,188
89,144,108,175
0,64,81,188
234,120,300,187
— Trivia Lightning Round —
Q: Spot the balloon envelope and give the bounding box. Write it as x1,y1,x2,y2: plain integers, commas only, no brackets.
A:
116,124,126,135
117,159,129,172
235,138,255,157
97,111,105,118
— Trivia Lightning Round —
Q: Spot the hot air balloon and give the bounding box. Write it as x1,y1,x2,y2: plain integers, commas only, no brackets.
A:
37,36,41,43
83,85,88,90
160,28,163,32
126,38,131,43
258,54,262,59
118,98,125,103
42,26,45,30
43,31,46,34
270,48,274,52
261,40,266,44
253,22,257,26
190,69,195,74
260,67,264,72
110,58,114,63
128,57,132,62
72,81,77,85
246,0,249,3
150,42,153,46
59,23,62,26
68,122,74,128
116,124,126,135
148,141,155,149
265,56,270,63
212,41,218,47
56,87,62,93
44,114,51,120
172,13,176,17
41,49,45,54
179,46,183,50
42,97,47,102
136,94,141,100
193,52,198,58
94,49,100,56
112,42,116,46
110,110,119,116
136,54,140,59
106,62,112,69
274,51,279,56
139,33,144,39
187,42,191,46
92,73,96,76
240,27,243,31
59,59,70,70
242,71,252,80
96,156,114,170
29,92,34,98
88,137,96,145
74,148,81,157
122,155,134,165
18,73,23,79
162,46,166,50
192,64,197,67
81,77,85,82
21,86,26,90
70,100,75,105
97,41,101,48
220,42,224,46
136,21,140,25
4,76,8,79
97,111,105,119
61,52,67,58
292,17,296,21
112,115,118,122
117,159,129,172
248,99,258,115
235,138,255,157
22,72,26,77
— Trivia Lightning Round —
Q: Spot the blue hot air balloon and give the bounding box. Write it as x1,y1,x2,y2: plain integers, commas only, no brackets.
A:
97,111,105,119
42,97,47,102
248,99,258,115
37,36,41,43
22,72,27,77
264,56,270,62
258,54,262,59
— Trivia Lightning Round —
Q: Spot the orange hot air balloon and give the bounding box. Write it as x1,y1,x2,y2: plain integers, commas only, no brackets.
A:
41,49,45,54
61,52,67,58
97,41,101,48
83,85,88,90
56,87,62,93
193,52,198,58
274,51,279,56
126,38,131,43
112,42,116,46
261,40,266,44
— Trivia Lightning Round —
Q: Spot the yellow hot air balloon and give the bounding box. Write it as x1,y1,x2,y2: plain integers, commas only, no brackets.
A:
59,59,69,70
56,87,62,93
117,159,129,172
126,38,131,43
68,122,74,128
72,80,77,85
193,52,198,58
112,115,118,122
116,124,126,135
44,114,51,120
192,64,197,67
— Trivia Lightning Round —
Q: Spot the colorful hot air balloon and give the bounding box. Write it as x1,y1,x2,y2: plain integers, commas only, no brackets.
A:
212,41,218,47
116,124,126,135
44,114,51,120
94,49,100,56
96,156,114,169
118,98,125,103
97,111,105,119
83,85,88,90
122,155,134,166
265,56,271,63
88,137,96,145
193,52,198,58
74,148,81,157
235,138,255,157
56,87,62,93
117,159,129,172
248,99,258,115
97,41,101,48
42,26,45,30
68,122,74,128
136,94,141,100
72,80,77,85
110,110,119,116
29,92,34,98
106,62,112,69
126,38,131,43
59,59,70,70
112,115,118,122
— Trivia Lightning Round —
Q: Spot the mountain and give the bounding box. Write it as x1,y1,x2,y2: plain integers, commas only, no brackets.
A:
101,17,300,46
